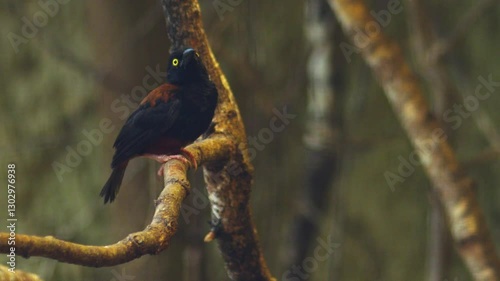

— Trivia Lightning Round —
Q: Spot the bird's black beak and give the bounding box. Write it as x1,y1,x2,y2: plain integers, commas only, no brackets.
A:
181,48,197,68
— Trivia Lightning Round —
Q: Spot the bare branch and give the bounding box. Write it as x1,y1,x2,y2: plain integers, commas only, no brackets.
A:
1,161,188,266
328,0,500,279
405,0,456,279
464,148,500,169
43,4,163,93
0,136,234,266
428,0,498,63
473,110,500,152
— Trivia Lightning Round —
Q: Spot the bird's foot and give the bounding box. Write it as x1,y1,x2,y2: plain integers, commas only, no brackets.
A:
156,155,190,176
144,149,197,177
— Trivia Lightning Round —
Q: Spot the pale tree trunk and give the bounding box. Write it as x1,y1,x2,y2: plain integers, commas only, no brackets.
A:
287,0,345,278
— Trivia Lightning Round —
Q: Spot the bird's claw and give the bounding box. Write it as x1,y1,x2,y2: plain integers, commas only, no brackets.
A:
156,155,190,176
155,150,198,177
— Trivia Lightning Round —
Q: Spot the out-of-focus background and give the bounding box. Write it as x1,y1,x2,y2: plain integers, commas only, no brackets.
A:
1,0,499,280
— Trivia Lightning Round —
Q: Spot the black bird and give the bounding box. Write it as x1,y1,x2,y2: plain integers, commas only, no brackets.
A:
100,48,218,203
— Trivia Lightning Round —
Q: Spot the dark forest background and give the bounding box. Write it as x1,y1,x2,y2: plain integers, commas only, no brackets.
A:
1,0,499,280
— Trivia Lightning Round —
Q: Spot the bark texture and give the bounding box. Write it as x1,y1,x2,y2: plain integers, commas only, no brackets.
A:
162,1,274,280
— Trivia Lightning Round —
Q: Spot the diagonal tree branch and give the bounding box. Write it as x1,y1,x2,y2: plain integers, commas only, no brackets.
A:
405,0,456,279
328,0,500,280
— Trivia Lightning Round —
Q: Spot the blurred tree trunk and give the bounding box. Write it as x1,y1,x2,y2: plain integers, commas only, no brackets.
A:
287,0,345,276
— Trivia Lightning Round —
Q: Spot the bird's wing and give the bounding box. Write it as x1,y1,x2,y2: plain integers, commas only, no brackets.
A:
111,84,181,167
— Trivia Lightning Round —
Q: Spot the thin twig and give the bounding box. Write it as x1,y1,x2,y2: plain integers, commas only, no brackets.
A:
463,148,500,169
428,0,498,63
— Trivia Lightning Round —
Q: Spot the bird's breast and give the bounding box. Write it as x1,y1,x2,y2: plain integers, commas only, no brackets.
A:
142,137,186,155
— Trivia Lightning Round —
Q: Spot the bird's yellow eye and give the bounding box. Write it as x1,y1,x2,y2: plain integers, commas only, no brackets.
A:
172,58,179,66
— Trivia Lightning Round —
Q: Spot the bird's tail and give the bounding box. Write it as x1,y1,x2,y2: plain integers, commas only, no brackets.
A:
100,162,127,204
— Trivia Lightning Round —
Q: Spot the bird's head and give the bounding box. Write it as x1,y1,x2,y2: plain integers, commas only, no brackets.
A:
166,48,209,85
